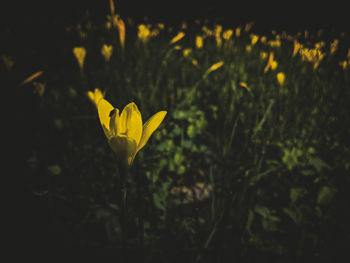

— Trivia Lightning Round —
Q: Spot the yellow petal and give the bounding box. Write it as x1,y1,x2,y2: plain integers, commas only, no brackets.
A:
119,102,143,145
137,111,167,153
108,136,137,166
109,108,120,137
94,88,104,104
87,91,95,103
97,99,114,139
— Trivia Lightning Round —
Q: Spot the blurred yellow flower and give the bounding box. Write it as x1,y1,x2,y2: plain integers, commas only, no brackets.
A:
239,82,250,92
250,34,259,45
215,25,222,47
330,39,339,55
113,15,126,48
20,71,44,86
299,47,325,70
292,40,301,57
235,27,241,37
138,24,151,43
260,51,268,60
109,0,115,15
271,61,278,70
101,44,113,62
268,39,281,48
183,48,192,57
339,60,348,70
97,99,167,166
222,29,233,40
314,41,325,50
264,52,278,73
244,21,254,32
173,45,182,50
192,59,199,68
260,36,267,44
196,35,203,48
87,88,104,107
170,32,185,44
207,61,224,73
73,46,86,70
157,23,165,30
245,45,252,53
277,72,285,86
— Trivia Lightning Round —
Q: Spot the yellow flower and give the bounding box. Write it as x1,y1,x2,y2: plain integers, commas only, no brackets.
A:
191,59,199,68
73,46,86,70
299,47,325,70
268,39,281,48
239,82,250,92
214,25,222,47
183,48,192,57
196,35,203,48
260,36,267,44
207,61,224,73
276,72,285,86
235,27,241,37
170,32,185,44
20,71,43,86
264,52,278,73
244,21,254,32
138,24,151,43
101,44,113,62
339,60,348,70
250,34,259,45
113,15,126,48
292,40,301,57
330,39,339,55
97,99,167,166
271,60,278,70
109,0,115,15
222,29,233,40
245,45,252,53
87,88,104,107
260,51,268,60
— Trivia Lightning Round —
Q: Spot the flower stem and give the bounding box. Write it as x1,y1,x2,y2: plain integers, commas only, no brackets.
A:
118,164,128,249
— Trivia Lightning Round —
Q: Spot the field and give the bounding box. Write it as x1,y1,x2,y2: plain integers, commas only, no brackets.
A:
8,8,350,261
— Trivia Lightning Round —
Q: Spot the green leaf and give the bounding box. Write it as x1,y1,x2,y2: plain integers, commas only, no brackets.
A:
290,187,307,205
317,186,336,205
48,165,61,175
309,156,329,172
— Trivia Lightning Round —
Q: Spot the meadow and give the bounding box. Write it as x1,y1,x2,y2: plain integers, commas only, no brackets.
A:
8,7,350,261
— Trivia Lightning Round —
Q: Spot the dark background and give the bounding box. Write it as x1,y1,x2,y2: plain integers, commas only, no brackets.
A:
2,0,349,34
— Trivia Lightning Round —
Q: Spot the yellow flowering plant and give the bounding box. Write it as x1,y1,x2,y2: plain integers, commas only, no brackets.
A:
170,32,185,45
73,46,86,70
97,99,167,167
195,35,203,48
101,44,113,62
87,88,104,107
277,72,286,86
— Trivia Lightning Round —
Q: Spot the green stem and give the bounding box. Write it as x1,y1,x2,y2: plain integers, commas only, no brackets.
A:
118,164,128,249
136,166,144,246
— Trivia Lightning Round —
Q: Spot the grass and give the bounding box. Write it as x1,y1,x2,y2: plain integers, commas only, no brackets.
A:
8,12,350,261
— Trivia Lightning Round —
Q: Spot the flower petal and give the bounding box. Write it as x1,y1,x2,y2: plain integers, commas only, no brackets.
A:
97,98,114,139
137,111,167,153
109,108,120,137
108,136,137,166
119,102,143,145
